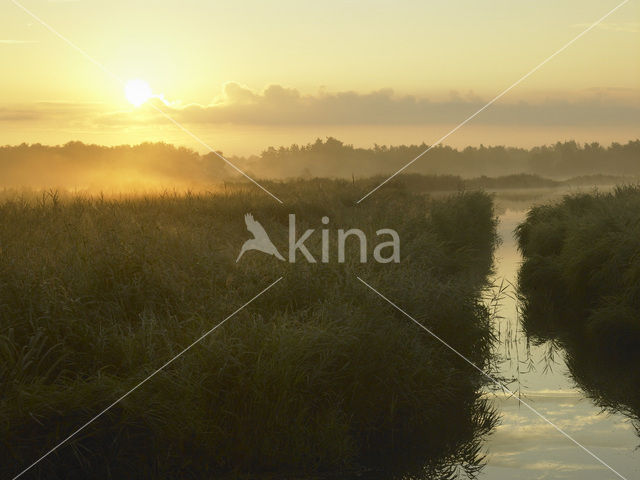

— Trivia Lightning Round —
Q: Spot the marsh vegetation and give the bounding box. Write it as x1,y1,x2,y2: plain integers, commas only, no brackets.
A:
515,186,640,434
0,181,499,479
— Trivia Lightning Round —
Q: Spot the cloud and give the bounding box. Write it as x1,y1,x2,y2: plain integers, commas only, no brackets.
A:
0,39,38,44
3,84,640,129
0,108,40,122
0,102,105,123
95,83,640,128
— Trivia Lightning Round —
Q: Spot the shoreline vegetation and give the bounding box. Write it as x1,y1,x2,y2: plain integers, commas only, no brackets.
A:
515,186,640,434
0,139,638,192
1,181,499,479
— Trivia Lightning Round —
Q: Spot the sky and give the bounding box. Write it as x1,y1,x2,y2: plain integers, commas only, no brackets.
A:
1,0,639,155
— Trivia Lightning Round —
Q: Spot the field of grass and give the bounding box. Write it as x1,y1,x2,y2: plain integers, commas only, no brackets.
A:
1,180,498,479
516,185,640,350
354,173,631,199
515,185,640,431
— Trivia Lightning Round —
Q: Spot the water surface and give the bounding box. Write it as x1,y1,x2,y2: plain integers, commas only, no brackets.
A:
481,188,639,480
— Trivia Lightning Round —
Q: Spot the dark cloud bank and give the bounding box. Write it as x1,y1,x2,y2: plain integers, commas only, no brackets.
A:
5,84,636,128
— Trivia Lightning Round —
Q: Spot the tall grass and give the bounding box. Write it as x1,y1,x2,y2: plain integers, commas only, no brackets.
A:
515,185,640,432
516,185,640,351
1,180,498,479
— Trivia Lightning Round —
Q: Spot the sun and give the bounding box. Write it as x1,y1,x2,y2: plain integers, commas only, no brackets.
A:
125,79,153,107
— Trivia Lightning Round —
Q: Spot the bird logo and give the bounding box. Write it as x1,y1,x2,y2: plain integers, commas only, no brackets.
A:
236,213,285,262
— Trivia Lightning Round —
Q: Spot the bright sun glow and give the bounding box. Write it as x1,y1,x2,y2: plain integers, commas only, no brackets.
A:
125,79,153,107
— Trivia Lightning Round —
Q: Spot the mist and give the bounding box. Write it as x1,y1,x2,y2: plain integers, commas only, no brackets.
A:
1,138,639,192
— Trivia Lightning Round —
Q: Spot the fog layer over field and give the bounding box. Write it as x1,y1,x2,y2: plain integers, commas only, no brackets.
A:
1,139,639,191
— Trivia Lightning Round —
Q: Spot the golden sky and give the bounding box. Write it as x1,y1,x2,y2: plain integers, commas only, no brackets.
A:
1,0,639,154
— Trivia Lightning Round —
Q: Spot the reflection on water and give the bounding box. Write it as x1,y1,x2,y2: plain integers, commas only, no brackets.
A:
563,337,640,437
481,187,640,480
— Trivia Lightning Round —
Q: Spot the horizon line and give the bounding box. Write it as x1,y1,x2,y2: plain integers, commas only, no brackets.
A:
2,136,639,155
